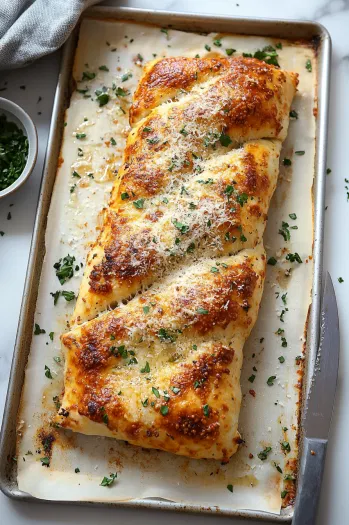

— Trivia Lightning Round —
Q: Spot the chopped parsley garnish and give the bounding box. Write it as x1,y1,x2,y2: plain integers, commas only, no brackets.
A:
338,277,344,283
213,39,222,47
281,293,287,305
34,323,45,335
49,332,54,341
143,306,150,314
44,365,53,379
152,387,160,398
54,254,76,284
286,252,302,263
121,192,129,200
101,409,109,425
197,307,209,315
140,361,150,373
158,328,176,343
53,356,61,363
99,65,109,72
267,257,277,266
203,404,210,417
110,345,128,358
275,463,283,474
114,87,129,97
53,395,60,410
226,48,236,56
173,220,189,234
281,490,288,499
133,198,145,209
142,398,149,407
248,374,256,383
82,71,95,81
62,290,76,301
205,44,211,51
40,456,50,466
279,355,285,363
143,127,152,133
100,473,117,487
258,446,272,461
75,468,80,473
289,213,297,220
289,110,298,119
279,221,290,241
110,137,116,146
276,328,284,335
197,178,214,184
267,375,276,386
283,158,292,166
276,42,283,49
326,168,331,175
187,242,195,253
236,193,248,207
305,59,312,72
76,133,86,139
121,72,132,82
252,45,280,67
219,133,232,147
95,89,109,107
280,309,287,322
0,114,29,191
210,267,219,273
240,234,247,242
160,405,169,416
50,290,60,305
227,484,234,492
295,150,305,156
146,137,160,145
179,126,188,136
282,441,291,453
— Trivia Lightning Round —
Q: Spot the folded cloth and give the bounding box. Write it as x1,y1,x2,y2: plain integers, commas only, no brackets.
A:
0,0,100,70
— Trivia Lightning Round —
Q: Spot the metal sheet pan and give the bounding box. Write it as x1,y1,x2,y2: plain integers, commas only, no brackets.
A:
0,6,331,522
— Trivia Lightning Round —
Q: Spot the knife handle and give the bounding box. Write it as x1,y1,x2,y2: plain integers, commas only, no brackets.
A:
292,437,327,525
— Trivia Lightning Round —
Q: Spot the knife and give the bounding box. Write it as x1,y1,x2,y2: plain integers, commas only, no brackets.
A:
292,272,339,525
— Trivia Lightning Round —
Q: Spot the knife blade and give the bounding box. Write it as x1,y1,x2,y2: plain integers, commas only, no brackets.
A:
303,271,340,439
293,272,339,525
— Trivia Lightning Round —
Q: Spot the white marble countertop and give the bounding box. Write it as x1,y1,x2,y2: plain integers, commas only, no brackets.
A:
0,0,348,523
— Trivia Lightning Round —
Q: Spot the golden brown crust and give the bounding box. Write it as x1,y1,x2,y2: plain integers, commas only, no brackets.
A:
130,56,298,129
73,139,280,324
59,56,297,461
58,247,266,460
72,57,296,325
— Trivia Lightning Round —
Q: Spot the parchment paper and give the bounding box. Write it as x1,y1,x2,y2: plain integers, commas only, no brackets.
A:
16,18,316,515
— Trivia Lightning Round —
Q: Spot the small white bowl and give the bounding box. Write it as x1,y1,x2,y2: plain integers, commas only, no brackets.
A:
0,97,38,199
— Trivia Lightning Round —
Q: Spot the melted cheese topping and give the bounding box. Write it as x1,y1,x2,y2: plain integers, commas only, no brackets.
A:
72,56,296,325
58,246,265,461
59,56,296,461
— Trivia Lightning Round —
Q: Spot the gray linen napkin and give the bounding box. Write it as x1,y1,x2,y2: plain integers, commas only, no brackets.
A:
0,0,100,70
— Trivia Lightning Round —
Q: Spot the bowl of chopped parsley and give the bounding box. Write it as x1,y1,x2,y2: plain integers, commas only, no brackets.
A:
0,97,38,198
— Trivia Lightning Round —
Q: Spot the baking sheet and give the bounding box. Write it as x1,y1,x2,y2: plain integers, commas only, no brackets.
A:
15,17,316,516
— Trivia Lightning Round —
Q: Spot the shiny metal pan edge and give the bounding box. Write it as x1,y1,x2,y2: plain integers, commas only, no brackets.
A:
0,6,331,522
